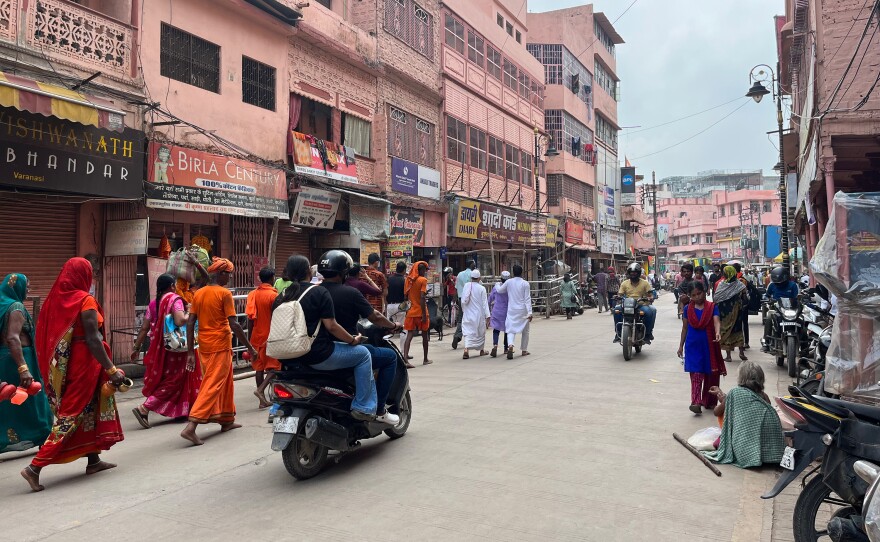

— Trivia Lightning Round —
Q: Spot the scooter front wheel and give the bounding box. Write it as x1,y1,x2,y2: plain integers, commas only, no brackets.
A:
282,429,329,480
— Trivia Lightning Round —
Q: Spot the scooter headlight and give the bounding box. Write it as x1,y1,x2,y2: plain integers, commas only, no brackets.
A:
783,309,799,319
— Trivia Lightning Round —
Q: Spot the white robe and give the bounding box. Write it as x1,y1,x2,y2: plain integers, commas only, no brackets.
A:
497,276,532,333
461,281,490,349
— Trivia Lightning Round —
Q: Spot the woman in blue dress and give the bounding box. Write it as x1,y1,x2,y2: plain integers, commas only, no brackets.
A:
677,281,726,415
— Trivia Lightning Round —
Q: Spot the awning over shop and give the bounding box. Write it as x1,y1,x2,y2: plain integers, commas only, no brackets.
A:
323,183,392,205
0,71,126,130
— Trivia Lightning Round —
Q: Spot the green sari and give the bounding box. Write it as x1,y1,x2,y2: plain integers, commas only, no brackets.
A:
0,273,52,453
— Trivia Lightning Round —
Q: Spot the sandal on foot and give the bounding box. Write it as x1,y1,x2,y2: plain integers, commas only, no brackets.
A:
689,404,702,414
132,407,151,429
462,351,469,359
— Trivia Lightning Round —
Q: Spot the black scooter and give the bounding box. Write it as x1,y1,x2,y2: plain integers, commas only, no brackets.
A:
268,322,412,480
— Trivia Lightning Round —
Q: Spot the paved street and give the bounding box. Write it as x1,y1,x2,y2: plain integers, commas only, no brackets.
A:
2,292,792,542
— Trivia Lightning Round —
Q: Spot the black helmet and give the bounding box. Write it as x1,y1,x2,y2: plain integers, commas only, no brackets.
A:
627,263,642,276
318,250,353,278
770,265,790,285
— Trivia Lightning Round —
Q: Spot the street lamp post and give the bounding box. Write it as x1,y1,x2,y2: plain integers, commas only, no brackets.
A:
533,126,558,317
746,63,790,272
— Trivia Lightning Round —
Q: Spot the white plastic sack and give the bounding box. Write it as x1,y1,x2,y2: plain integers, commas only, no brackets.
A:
687,426,722,451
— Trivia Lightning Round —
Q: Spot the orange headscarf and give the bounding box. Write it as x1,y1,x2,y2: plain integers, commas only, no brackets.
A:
404,261,428,295
176,278,194,305
207,257,234,274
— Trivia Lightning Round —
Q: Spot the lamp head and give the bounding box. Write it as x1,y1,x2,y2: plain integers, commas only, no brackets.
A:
544,141,559,157
746,80,770,103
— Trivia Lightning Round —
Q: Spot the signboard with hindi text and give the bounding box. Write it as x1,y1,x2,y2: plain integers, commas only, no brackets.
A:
452,199,535,244
105,218,149,256
291,187,341,229
145,143,288,219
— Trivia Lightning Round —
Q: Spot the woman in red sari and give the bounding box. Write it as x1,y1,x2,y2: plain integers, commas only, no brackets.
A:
130,273,202,428
21,258,125,492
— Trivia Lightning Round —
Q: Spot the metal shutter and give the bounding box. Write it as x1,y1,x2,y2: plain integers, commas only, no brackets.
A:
0,197,78,319
274,226,311,270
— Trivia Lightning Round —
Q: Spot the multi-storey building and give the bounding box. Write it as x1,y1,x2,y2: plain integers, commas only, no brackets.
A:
529,5,624,275
776,0,880,262
440,0,547,277
713,190,782,261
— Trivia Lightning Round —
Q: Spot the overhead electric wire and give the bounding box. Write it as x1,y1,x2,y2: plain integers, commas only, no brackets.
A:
623,97,748,135
628,100,750,160
820,0,879,113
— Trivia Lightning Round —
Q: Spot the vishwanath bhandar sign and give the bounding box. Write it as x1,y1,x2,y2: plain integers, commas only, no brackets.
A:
0,105,144,198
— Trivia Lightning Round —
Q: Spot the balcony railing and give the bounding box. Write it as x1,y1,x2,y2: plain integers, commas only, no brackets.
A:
3,0,135,78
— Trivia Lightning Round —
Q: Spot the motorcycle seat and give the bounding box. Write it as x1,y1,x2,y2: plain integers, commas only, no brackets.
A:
276,363,354,381
819,397,880,424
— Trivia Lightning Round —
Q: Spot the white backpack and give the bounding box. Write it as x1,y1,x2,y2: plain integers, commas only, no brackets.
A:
266,285,321,359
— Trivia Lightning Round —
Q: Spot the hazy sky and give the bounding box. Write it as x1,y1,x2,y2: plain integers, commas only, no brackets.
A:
527,0,781,178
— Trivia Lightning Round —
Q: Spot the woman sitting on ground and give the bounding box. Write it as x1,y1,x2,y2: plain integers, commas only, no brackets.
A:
702,361,784,468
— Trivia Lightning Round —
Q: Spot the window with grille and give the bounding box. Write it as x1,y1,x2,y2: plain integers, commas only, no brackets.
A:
385,0,434,58
486,46,502,80
593,19,616,56
445,13,464,54
503,59,517,91
505,145,520,183
488,135,504,176
594,61,618,101
469,127,486,170
446,116,467,163
547,174,562,206
595,114,618,150
467,31,484,67
705,234,714,243
242,57,276,110
389,106,435,167
520,152,532,186
160,23,220,93
518,72,530,99
530,44,593,107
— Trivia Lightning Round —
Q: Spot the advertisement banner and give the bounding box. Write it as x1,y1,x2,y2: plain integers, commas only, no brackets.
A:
389,207,424,247
565,221,584,244
545,218,559,247
598,185,620,227
291,186,341,229
0,105,145,198
600,228,625,255
657,224,669,246
386,234,413,257
360,241,381,264
291,131,358,184
621,166,636,206
390,157,441,200
452,199,535,244
105,218,149,256
145,142,288,219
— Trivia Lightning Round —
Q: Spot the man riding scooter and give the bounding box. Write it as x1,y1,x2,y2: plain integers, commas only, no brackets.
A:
318,250,402,425
761,265,800,353
613,263,657,344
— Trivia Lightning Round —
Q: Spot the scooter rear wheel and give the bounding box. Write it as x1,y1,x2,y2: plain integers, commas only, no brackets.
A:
282,428,329,480
384,390,412,439
792,475,856,542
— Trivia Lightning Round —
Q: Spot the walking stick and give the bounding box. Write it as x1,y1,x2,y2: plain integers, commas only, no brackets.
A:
672,432,722,477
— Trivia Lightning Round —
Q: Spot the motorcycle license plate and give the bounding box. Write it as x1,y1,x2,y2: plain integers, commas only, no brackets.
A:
780,446,796,470
780,322,799,327
273,416,299,435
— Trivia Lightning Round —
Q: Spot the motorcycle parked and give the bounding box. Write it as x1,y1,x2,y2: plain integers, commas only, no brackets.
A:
763,386,880,541
765,296,807,378
614,296,649,361
268,322,412,480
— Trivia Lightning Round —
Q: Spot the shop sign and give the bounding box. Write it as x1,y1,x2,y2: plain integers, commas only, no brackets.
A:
452,199,535,244
620,166,636,206
360,241,381,264
565,221,584,244
658,224,669,246
291,186,341,229
291,131,358,184
0,105,145,198
545,218,559,247
390,157,441,200
105,218,149,256
598,185,620,228
386,234,413,257
350,202,391,241
390,207,424,247
600,228,625,255
145,143,288,219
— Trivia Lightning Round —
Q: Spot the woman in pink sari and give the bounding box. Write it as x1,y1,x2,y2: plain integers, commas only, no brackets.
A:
130,274,202,428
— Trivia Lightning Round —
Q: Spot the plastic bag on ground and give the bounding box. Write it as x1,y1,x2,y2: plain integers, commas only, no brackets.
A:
687,426,722,451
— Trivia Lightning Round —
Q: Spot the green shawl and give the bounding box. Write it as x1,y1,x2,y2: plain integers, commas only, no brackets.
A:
703,386,785,468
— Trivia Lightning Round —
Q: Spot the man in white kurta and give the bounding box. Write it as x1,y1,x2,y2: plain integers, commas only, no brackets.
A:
497,264,532,359
460,270,490,358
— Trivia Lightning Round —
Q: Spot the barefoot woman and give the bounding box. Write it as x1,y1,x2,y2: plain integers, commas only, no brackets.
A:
180,258,257,446
22,258,125,491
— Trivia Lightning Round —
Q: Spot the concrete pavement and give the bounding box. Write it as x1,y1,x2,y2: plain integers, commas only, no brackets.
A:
1,292,791,541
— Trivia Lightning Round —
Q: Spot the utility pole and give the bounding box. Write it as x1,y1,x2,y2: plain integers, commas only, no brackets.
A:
652,171,659,275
